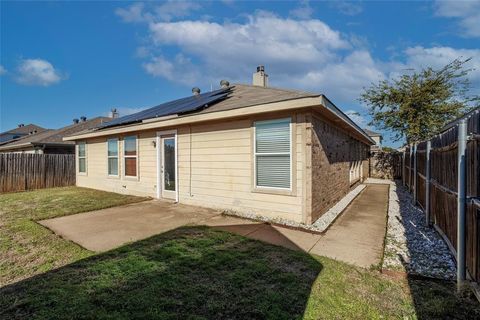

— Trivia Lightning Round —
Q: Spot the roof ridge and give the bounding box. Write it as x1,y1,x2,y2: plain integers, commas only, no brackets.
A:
231,83,319,96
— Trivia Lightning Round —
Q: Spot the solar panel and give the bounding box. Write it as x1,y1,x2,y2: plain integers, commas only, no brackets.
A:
99,87,230,129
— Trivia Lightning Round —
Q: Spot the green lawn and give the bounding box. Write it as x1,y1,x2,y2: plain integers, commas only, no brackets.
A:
0,187,149,286
1,187,479,319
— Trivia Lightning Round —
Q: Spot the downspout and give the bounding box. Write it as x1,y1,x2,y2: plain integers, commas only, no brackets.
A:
189,124,192,197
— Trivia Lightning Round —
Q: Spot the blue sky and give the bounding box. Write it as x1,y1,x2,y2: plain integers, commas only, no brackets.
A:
1,1,479,147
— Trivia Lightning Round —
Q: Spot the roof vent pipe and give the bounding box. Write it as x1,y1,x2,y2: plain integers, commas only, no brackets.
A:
73,118,79,124
80,116,87,122
192,87,201,96
220,80,230,89
110,108,119,118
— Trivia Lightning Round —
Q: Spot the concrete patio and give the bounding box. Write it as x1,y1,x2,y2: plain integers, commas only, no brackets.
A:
40,183,389,268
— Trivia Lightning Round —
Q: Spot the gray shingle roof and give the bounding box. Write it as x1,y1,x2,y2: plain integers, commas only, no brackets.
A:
0,124,46,136
65,84,374,145
195,84,319,114
0,117,111,150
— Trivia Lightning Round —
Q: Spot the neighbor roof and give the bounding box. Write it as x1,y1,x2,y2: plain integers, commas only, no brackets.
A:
0,117,111,151
363,128,382,137
65,84,374,145
0,124,46,136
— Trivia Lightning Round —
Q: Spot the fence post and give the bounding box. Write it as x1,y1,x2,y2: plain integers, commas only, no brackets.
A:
413,143,417,204
409,144,413,191
425,140,431,226
457,119,467,291
402,150,406,186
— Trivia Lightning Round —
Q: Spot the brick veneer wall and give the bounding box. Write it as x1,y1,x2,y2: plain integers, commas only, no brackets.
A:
310,114,369,223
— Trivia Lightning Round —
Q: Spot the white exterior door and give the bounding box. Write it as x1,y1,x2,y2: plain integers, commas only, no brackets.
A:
160,135,177,200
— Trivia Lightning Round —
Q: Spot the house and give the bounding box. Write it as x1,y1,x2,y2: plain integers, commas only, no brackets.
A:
0,116,111,154
64,67,374,225
364,128,382,151
0,124,46,144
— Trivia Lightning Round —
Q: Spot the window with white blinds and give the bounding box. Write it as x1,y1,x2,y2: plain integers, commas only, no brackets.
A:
254,118,291,189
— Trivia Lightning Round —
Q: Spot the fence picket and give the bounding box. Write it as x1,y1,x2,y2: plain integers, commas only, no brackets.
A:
0,153,75,193
401,108,480,288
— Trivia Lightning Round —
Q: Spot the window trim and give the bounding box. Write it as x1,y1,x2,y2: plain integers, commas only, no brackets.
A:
77,141,87,176
253,117,293,192
107,138,120,178
123,135,139,180
349,160,361,184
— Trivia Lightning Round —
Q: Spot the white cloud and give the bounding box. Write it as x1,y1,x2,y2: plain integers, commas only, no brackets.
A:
135,46,151,58
331,1,363,16
115,2,148,23
0,65,6,75
289,1,314,19
292,50,384,102
154,1,201,22
434,0,480,37
404,46,480,79
15,59,63,86
115,1,201,23
142,54,200,85
146,12,351,84
116,5,480,104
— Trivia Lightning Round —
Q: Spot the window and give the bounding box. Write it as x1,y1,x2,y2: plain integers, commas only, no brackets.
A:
254,118,291,189
78,142,86,173
107,138,119,176
350,160,361,183
124,136,137,177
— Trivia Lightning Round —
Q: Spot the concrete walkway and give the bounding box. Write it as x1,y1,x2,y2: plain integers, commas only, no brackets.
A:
40,183,389,268
309,184,389,267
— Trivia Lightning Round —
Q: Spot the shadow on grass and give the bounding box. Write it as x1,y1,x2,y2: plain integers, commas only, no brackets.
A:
391,180,480,319
0,226,322,319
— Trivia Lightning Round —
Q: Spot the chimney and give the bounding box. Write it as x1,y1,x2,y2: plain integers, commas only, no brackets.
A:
192,87,201,96
73,118,79,124
220,80,230,89
18,123,24,128
253,65,268,87
80,116,87,122
110,108,119,118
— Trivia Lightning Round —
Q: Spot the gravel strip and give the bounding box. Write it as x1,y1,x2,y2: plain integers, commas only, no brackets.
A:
223,184,366,233
366,178,457,280
311,184,366,232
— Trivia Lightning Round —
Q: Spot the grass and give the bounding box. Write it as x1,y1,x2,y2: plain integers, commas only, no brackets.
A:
1,187,480,319
1,226,414,319
0,187,149,286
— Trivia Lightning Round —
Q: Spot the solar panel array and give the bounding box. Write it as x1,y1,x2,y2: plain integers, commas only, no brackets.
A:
99,87,231,129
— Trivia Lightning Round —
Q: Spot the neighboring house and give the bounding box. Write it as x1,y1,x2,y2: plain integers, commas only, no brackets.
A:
0,124,46,144
364,129,382,151
64,67,374,225
0,117,111,154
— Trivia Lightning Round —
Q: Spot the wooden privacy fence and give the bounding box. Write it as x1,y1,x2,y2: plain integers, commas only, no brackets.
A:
0,153,75,193
369,151,403,179
402,108,480,289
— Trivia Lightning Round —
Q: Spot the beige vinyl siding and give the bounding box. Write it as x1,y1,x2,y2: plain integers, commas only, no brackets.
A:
177,114,305,222
76,132,158,197
75,112,306,223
